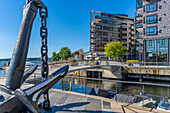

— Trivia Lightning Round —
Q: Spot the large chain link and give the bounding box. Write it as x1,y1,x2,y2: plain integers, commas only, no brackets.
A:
39,6,51,111
40,6,48,79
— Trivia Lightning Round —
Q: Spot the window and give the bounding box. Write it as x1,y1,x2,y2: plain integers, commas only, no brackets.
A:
162,39,165,45
137,0,143,8
146,3,157,12
159,18,162,21
103,20,108,24
96,26,101,29
143,6,145,12
109,21,113,25
103,26,108,30
143,17,145,24
146,15,157,24
159,5,162,9
143,28,145,35
159,30,162,33
146,26,157,35
149,40,152,47
103,32,108,36
160,39,168,48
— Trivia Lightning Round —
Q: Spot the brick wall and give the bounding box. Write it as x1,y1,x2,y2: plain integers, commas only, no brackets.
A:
143,0,170,39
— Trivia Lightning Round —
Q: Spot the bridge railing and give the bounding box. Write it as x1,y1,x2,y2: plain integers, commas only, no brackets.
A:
124,62,170,67
49,60,122,68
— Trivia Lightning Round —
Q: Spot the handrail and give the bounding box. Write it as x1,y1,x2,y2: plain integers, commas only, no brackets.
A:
65,76,170,87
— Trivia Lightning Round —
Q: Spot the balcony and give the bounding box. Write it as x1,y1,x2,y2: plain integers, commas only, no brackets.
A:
131,31,135,34
131,41,135,45
135,23,143,28
91,45,95,48
131,36,135,39
136,47,143,51
122,25,127,28
136,34,143,39
91,39,94,43
91,34,95,38
94,40,108,43
122,41,127,44
121,30,127,34
91,28,95,32
135,12,143,17
131,26,135,29
136,0,143,9
122,36,127,39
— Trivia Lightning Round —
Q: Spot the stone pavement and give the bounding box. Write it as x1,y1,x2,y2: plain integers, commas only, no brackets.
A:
40,89,166,113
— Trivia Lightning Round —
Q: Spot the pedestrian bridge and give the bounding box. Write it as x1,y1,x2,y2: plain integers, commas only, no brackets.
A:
49,61,170,81
49,61,124,79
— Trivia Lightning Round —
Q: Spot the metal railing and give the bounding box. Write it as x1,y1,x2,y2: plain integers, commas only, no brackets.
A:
58,76,170,108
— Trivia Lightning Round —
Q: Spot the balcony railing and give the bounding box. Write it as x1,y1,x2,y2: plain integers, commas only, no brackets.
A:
136,35,143,39
122,36,127,39
135,12,143,17
121,30,127,33
132,31,135,34
135,23,143,28
136,47,143,51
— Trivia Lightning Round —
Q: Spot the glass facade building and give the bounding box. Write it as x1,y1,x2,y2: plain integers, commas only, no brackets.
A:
142,0,170,62
146,39,168,62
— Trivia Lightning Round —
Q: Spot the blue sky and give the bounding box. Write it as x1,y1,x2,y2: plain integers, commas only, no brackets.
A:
0,0,136,58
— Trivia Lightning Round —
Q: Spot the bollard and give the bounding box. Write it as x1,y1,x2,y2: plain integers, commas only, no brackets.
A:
70,81,72,91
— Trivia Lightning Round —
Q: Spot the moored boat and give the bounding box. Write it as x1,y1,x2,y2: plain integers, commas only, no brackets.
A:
157,99,170,112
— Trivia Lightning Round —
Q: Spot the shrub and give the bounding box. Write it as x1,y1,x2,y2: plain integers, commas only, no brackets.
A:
90,57,95,61
72,59,76,63
126,60,139,63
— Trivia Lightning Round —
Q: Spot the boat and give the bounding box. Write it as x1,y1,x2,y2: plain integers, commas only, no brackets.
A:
113,93,155,106
157,99,170,112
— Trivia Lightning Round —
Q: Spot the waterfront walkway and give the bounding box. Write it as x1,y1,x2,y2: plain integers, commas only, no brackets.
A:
0,76,167,113
40,89,164,113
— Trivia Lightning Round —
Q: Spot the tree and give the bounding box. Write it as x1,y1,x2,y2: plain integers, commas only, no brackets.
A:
52,52,57,61
104,41,126,61
59,47,71,60
56,53,60,61
52,52,61,61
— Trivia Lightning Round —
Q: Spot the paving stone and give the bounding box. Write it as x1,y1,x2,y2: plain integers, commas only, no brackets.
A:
73,96,87,111
50,92,66,105
56,93,70,104
103,101,111,109
84,97,102,111
64,94,80,104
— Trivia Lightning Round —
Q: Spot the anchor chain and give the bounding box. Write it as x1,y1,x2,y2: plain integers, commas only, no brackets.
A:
39,6,51,111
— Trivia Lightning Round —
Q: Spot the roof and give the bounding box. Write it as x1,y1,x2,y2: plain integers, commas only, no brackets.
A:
71,48,84,55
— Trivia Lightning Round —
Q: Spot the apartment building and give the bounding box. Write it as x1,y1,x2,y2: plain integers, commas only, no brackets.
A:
90,10,135,60
136,0,144,61
142,0,170,62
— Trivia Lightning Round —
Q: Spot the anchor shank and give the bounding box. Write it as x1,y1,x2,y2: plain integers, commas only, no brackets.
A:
6,1,38,90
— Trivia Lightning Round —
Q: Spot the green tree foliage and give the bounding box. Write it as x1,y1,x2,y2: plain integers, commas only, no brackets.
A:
59,47,71,60
56,53,60,61
52,52,61,61
104,41,126,61
52,52,57,61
